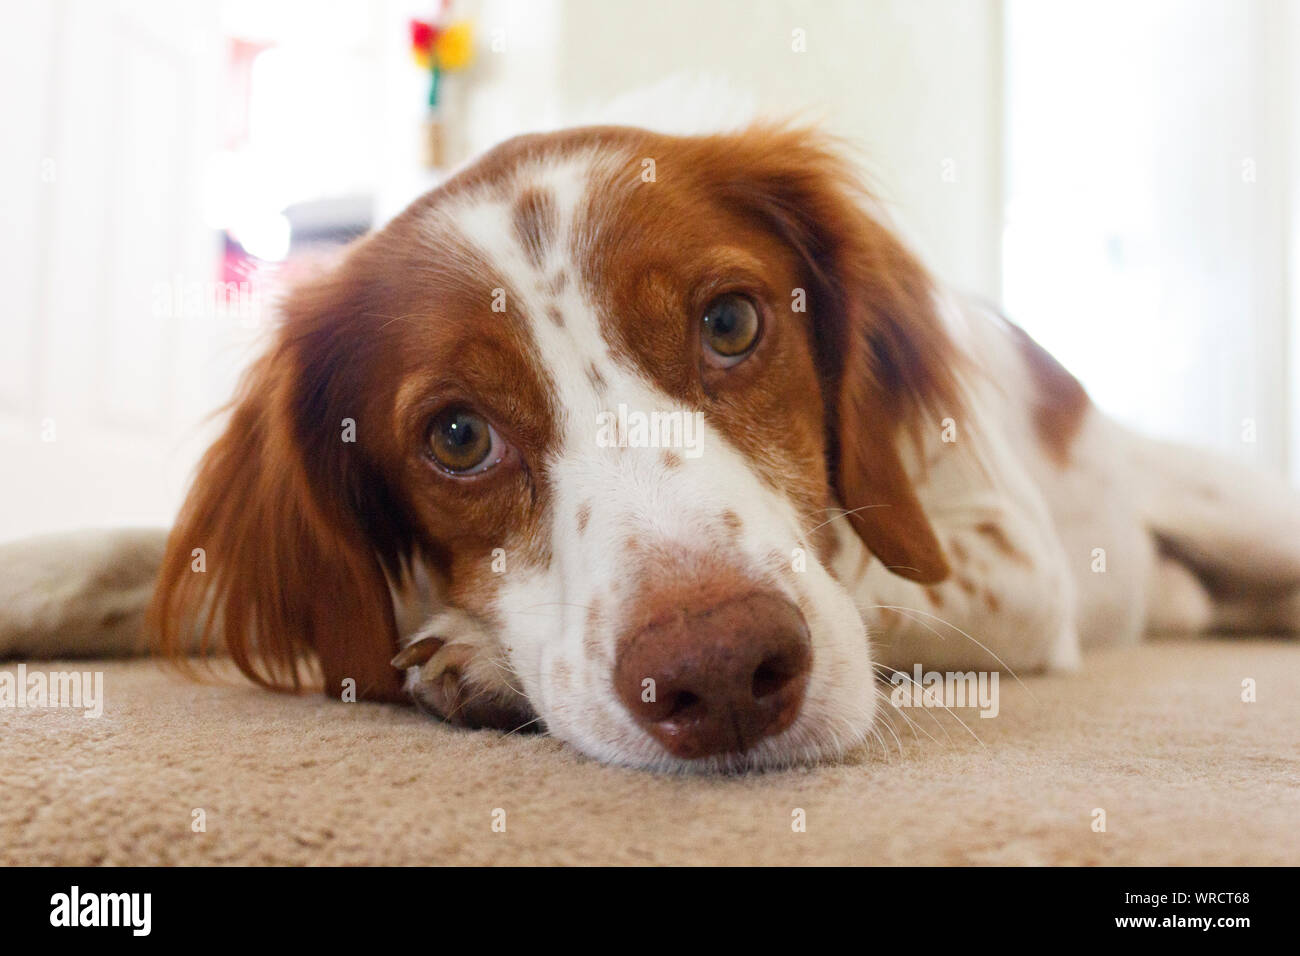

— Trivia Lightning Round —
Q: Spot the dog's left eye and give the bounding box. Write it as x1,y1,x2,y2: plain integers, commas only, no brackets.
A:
426,407,504,476
701,293,761,366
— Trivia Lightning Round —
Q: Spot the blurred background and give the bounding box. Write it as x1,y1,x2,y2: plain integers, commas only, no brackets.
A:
1,0,1296,541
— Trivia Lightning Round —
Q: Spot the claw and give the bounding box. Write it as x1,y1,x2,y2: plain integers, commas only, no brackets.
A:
406,640,535,731
390,635,446,670
419,641,476,682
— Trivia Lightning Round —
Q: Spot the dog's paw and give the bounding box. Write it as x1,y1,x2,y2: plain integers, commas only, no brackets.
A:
391,612,536,732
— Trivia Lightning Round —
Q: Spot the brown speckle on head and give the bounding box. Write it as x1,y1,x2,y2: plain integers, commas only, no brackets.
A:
547,271,568,296
586,362,607,391
576,501,591,534
511,187,558,269
546,304,564,327
956,575,976,596
984,591,1001,613
924,586,944,609
661,450,682,470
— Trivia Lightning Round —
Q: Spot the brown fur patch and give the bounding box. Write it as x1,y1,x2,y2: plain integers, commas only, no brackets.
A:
576,502,591,534
151,182,562,704
576,125,962,587
1008,321,1090,467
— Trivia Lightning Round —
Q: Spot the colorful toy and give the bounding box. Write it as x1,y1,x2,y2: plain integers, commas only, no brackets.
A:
409,5,477,168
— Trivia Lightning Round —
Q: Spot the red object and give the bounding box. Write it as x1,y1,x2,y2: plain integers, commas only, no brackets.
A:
410,20,437,52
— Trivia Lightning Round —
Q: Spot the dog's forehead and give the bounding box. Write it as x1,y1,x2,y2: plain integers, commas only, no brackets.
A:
418,144,663,428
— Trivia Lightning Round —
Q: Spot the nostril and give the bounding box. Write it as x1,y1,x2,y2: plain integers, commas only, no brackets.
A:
664,689,704,722
752,653,801,700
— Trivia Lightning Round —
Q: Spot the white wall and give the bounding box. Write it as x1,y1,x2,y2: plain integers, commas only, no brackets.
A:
0,0,227,543
1004,0,1295,477
548,0,1006,301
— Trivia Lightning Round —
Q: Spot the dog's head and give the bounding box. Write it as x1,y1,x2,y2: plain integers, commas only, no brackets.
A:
152,125,961,771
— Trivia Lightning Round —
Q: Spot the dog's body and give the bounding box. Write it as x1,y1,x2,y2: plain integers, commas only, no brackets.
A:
5,124,1300,771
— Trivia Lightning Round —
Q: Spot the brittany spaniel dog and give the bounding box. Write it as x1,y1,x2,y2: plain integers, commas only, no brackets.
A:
8,124,1300,771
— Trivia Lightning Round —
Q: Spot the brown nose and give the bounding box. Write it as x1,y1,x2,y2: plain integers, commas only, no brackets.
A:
614,592,812,760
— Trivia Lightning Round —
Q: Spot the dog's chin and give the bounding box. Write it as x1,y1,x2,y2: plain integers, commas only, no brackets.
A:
551,691,880,774
576,724,874,774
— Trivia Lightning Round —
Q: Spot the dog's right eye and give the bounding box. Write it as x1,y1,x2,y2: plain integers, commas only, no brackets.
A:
426,407,502,475
701,293,762,367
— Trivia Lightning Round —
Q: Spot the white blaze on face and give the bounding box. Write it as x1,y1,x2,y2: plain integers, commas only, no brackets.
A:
435,152,876,769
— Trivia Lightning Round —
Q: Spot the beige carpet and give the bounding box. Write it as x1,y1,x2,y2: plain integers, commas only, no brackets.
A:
3,635,1297,866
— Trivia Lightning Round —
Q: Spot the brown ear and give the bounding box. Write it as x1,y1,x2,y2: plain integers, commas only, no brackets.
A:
710,125,960,583
834,372,951,583
149,266,408,701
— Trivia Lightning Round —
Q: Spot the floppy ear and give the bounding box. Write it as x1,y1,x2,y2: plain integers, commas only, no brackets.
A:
712,125,961,583
150,264,409,702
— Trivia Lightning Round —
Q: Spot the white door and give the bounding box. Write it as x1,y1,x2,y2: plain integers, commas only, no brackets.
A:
0,0,231,542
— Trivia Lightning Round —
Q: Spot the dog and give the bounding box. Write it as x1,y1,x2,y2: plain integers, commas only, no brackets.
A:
6,123,1300,772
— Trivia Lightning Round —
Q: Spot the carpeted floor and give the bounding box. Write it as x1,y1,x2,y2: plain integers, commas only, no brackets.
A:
3,635,1297,866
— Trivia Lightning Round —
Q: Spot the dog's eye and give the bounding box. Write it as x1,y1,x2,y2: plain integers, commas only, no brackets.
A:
701,293,761,365
427,407,501,475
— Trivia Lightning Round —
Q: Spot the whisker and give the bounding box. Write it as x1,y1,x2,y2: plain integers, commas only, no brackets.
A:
503,714,545,737
872,663,956,744
870,657,986,748
873,665,967,749
876,707,906,757
875,604,1038,703
803,503,892,537
874,683,941,745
